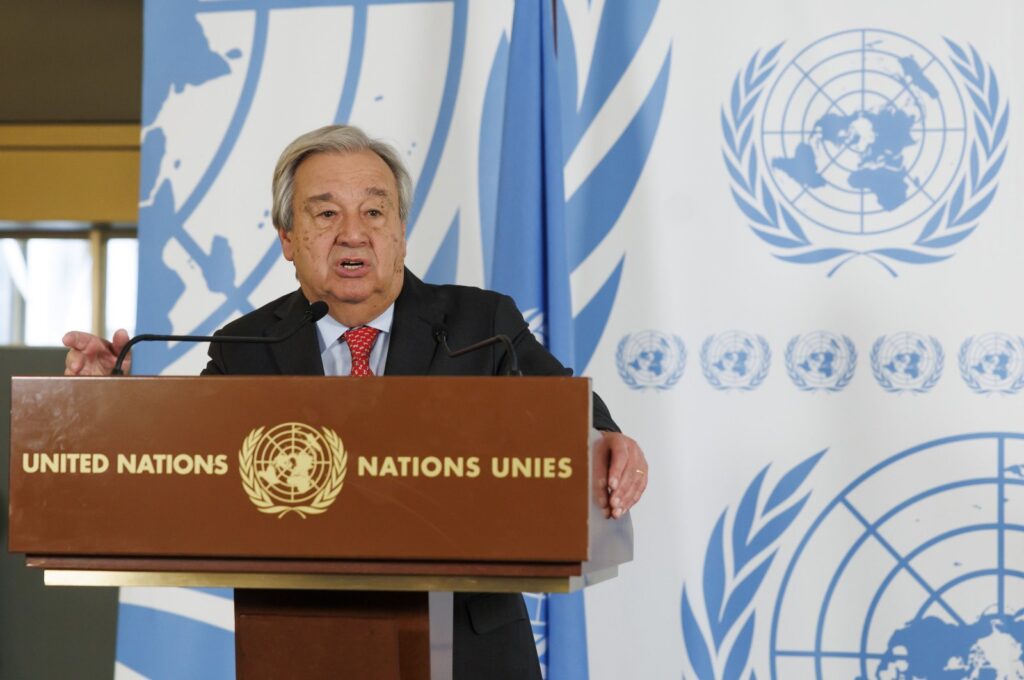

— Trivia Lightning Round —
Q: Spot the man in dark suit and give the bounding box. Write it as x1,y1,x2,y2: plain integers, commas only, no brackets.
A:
64,124,649,679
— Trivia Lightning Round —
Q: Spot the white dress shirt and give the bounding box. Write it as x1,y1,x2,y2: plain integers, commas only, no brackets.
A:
315,304,395,377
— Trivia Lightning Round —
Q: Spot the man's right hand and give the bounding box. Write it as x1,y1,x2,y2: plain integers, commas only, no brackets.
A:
62,329,131,376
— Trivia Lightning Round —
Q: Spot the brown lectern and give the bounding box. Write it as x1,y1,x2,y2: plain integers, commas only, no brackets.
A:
8,376,633,679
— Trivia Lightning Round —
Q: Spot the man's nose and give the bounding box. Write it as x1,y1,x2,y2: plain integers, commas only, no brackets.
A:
334,213,369,246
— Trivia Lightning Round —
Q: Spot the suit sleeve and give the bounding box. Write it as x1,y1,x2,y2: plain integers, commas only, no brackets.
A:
494,294,620,433
200,333,226,375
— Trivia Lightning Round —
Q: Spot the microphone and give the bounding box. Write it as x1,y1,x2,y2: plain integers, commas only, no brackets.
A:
111,301,330,375
433,326,522,377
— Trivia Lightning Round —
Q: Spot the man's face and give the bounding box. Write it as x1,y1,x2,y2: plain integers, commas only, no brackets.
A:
279,150,406,323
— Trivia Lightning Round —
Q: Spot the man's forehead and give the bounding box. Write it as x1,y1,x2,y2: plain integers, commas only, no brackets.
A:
295,150,397,199
304,187,392,204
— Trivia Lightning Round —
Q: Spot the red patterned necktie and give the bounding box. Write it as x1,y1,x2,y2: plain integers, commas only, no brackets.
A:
343,326,381,377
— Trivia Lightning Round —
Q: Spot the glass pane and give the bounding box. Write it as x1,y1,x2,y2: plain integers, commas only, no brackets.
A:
0,239,25,344
24,239,92,346
105,238,138,338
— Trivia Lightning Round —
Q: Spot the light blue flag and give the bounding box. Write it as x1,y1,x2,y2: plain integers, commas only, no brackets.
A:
490,2,587,678
492,3,572,365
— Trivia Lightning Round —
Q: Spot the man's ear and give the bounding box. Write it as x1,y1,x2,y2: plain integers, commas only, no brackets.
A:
278,227,295,261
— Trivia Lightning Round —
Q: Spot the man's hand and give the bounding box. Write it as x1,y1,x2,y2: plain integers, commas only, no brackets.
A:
62,329,131,376
594,431,648,519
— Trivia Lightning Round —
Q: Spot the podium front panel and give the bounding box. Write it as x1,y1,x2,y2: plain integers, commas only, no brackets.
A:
9,376,591,563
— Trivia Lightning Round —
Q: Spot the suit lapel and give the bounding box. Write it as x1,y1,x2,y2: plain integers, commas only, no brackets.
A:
384,270,444,376
268,290,324,376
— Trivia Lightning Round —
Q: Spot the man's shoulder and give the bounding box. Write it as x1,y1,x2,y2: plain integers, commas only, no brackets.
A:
401,272,509,318
419,279,505,304
216,290,303,336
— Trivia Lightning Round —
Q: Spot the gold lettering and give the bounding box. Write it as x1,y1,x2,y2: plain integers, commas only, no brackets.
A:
512,457,532,477
194,455,213,475
40,453,60,473
172,454,193,474
213,455,228,475
137,455,155,474
118,454,135,473
489,457,571,479
357,455,488,478
380,457,398,476
22,453,111,473
95,454,110,473
443,457,465,478
421,457,441,478
358,456,378,476
22,453,39,473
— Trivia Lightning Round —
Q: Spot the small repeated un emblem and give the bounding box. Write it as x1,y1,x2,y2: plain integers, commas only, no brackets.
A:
871,332,944,393
958,333,1024,395
785,332,857,392
616,330,686,391
700,331,770,391
722,29,1008,276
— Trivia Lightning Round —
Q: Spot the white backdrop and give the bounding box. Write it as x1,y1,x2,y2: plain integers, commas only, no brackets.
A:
126,1,1024,678
590,3,1024,678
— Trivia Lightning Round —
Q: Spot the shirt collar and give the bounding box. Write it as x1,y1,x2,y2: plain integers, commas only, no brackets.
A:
315,303,395,351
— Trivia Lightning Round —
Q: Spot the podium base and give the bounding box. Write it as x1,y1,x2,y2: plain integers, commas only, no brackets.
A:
235,589,448,680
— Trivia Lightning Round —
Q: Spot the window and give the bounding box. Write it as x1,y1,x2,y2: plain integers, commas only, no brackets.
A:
0,221,138,345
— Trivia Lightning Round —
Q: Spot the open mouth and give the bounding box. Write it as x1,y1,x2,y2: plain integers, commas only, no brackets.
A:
339,258,366,270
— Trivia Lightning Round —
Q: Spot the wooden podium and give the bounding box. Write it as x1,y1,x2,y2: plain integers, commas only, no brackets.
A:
8,376,633,679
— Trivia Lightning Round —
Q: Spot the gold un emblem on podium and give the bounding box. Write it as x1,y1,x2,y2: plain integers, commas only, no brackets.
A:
239,422,347,518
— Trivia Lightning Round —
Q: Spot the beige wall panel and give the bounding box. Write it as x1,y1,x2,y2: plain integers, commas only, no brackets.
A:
0,124,139,148
0,149,139,222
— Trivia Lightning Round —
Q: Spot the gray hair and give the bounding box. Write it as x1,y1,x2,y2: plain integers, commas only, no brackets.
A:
271,125,413,232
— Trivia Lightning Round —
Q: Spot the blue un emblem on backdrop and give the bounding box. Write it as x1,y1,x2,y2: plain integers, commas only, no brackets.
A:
723,29,1008,276
785,332,857,392
771,433,1024,679
616,330,686,391
683,434,1024,679
959,333,1024,395
871,332,944,393
700,331,770,391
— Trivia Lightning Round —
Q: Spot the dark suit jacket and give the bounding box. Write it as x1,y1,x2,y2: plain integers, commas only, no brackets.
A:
203,269,618,679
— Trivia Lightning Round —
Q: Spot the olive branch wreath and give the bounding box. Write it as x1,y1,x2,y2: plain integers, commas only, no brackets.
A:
239,426,347,519
723,39,1008,277
682,449,826,680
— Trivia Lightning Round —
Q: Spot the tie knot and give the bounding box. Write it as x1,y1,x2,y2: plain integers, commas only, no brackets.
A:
343,326,381,376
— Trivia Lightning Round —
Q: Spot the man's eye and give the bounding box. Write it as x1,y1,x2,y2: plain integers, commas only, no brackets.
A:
366,209,382,218
319,210,336,218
